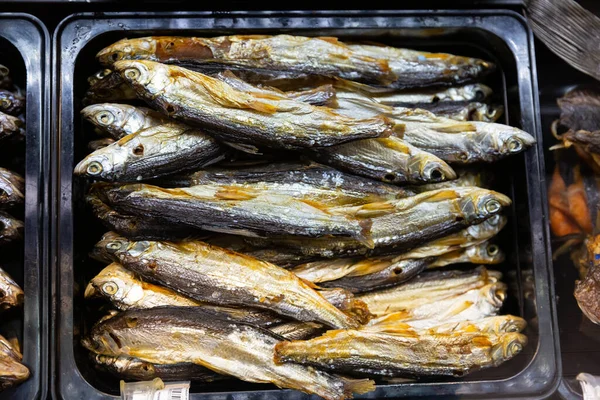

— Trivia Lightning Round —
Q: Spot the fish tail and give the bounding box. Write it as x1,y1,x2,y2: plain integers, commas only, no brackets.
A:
340,377,377,397
345,299,373,325
273,341,290,365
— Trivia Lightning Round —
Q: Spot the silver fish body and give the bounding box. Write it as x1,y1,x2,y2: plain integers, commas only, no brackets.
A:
74,122,224,181
94,233,361,329
83,307,375,400
113,60,394,150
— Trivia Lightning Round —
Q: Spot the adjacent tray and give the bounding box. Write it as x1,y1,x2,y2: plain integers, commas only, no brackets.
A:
52,10,560,399
0,13,49,400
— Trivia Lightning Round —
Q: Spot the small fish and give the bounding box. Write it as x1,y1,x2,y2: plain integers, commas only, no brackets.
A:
0,211,23,246
0,65,10,79
428,241,505,269
0,168,24,209
83,307,375,400
347,43,495,89
87,183,200,241
0,90,24,116
409,167,491,192
81,103,171,140
0,112,25,142
170,162,413,206
0,334,29,391
112,60,394,150
245,187,511,259
417,315,527,335
0,266,23,312
97,35,398,85
364,83,494,105
357,266,501,316
574,234,600,325
394,108,536,164
74,121,224,182
83,69,137,105
318,258,434,294
103,182,371,240
88,138,115,151
93,233,361,329
274,328,526,378
364,281,507,330
311,136,457,185
413,102,504,122
91,354,225,383
85,262,286,327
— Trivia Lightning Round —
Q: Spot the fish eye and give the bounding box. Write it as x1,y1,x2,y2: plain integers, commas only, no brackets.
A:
474,90,485,101
102,281,118,295
458,152,469,161
506,324,519,332
106,241,122,251
507,138,523,153
86,161,103,175
487,244,499,256
1,99,11,108
111,52,122,62
485,199,501,214
124,67,141,81
96,111,114,126
0,65,9,77
507,341,523,355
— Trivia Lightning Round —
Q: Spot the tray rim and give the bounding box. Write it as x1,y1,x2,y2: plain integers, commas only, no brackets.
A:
0,12,50,400
51,9,560,400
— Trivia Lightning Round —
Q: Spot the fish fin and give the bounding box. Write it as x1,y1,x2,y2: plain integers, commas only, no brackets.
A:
356,219,374,248
353,202,396,218
344,299,373,325
300,278,320,289
299,199,333,214
471,336,493,347
435,122,477,133
361,324,419,337
183,70,280,114
419,189,461,202
317,36,341,45
214,187,258,201
222,141,262,155
392,122,405,138
340,377,377,397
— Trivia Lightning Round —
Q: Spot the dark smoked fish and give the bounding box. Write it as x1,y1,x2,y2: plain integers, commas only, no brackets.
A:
83,307,375,399
0,90,24,117
0,334,29,391
0,112,25,142
93,233,361,329
84,69,137,105
103,182,371,240
112,60,394,149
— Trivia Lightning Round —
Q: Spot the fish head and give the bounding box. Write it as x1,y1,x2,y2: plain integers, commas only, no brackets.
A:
462,84,493,102
81,103,134,132
466,215,508,241
97,38,156,66
87,69,113,86
406,151,457,184
490,332,527,363
466,242,505,265
85,263,144,307
0,90,24,113
73,143,128,180
494,315,527,333
479,282,507,308
0,356,30,390
113,60,170,99
92,232,131,262
457,188,511,224
0,178,23,207
475,124,536,161
83,325,123,355
0,270,24,311
0,213,24,242
0,65,9,79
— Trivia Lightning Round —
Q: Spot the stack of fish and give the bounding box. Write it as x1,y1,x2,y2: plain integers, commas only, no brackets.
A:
76,35,534,399
0,63,28,392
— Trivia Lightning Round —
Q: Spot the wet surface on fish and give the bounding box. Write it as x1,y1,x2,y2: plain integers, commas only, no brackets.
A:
0,333,29,391
0,112,25,142
0,90,24,116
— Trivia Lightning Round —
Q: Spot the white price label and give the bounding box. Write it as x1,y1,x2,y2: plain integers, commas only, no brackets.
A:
121,379,190,400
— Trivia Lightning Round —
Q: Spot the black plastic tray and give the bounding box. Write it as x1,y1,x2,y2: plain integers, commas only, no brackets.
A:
52,10,560,399
0,13,49,400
